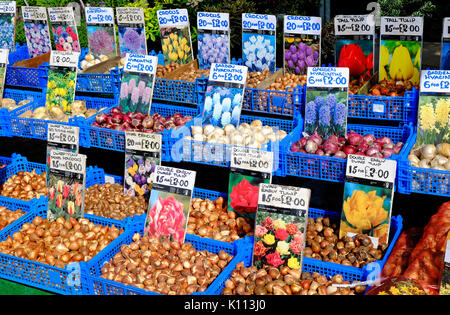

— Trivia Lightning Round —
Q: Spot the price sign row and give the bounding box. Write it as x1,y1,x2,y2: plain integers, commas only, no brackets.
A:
231,147,273,174
346,154,397,184
124,54,157,75
154,165,196,191
380,16,423,36
125,132,161,153
209,63,248,85
48,7,75,24
197,12,229,31
258,183,310,211
307,67,349,88
50,51,80,68
0,1,15,14
242,13,276,32
334,15,375,36
420,70,450,94
116,7,144,25
22,6,47,21
85,7,114,25
284,16,322,35
50,150,86,174
157,9,189,28
47,124,79,147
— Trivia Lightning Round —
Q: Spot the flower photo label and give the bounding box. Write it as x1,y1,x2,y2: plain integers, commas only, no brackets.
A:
144,165,196,244
242,13,276,72
120,54,157,115
341,154,397,246
0,1,16,51
334,15,375,80
22,6,51,58
48,7,80,52
202,63,248,128
253,183,311,270
124,131,162,201
197,12,230,69
116,7,147,57
85,7,117,59
283,16,322,75
0,48,8,97
157,9,193,65
47,150,86,221
442,18,450,70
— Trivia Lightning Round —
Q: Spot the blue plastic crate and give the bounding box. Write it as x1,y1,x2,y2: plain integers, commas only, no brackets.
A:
397,131,450,197
6,45,48,89
0,203,131,295
279,122,413,183
83,224,247,295
0,155,12,183
7,44,30,65
348,89,419,123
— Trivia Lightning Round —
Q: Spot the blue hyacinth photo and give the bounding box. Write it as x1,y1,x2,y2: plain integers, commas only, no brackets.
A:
202,84,244,128
304,89,348,138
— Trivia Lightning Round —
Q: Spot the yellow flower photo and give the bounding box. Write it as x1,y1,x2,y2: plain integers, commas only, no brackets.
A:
416,95,450,146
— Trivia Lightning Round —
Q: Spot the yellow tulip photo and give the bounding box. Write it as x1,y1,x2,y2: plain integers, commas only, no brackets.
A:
160,26,193,65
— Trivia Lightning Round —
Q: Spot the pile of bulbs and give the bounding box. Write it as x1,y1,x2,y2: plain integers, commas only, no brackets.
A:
0,99,31,111
408,143,450,171
186,120,287,148
79,54,125,73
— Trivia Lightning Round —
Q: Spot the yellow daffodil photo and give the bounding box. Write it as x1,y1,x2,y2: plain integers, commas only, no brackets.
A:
45,68,77,114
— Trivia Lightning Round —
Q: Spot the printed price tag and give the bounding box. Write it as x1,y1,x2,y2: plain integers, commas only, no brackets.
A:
0,49,8,64
372,103,385,113
0,1,15,14
125,132,161,153
22,6,47,21
50,150,86,174
85,7,114,25
197,12,229,31
420,70,450,93
153,165,196,192
380,16,423,37
242,13,276,32
334,15,375,35
258,183,310,211
231,147,273,174
124,54,157,75
444,18,450,38
307,67,349,88
209,63,248,85
48,7,75,24
116,7,144,25
50,50,80,68
157,9,189,28
346,154,397,186
284,15,321,35
47,124,79,149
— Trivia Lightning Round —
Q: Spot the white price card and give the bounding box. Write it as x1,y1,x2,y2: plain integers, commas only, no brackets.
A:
197,12,229,31
209,63,248,85
85,7,114,25
0,1,15,14
50,50,80,68
22,6,47,21
258,183,310,211
284,15,321,35
346,154,397,186
47,123,79,149
380,16,423,36
420,70,450,94
48,7,75,24
242,13,276,32
307,67,349,88
116,7,144,25
153,165,196,192
157,9,189,28
125,132,162,153
124,54,158,75
231,147,274,174
0,49,8,64
334,15,375,35
49,150,86,174
444,18,450,38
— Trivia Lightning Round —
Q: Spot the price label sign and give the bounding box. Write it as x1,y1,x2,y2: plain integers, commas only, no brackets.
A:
231,147,273,175
197,12,229,31
22,6,47,21
152,165,196,192
47,150,86,221
0,1,15,14
242,13,276,32
334,15,375,36
420,70,450,94
47,124,79,150
441,18,450,70
116,7,144,25
50,50,80,69
157,9,189,28
444,18,450,38
380,16,423,37
48,7,76,24
125,132,162,153
209,63,248,85
85,7,114,25
124,54,157,75
253,183,311,270
284,15,321,35
307,67,349,88
0,48,8,98
346,154,397,186
0,49,8,64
